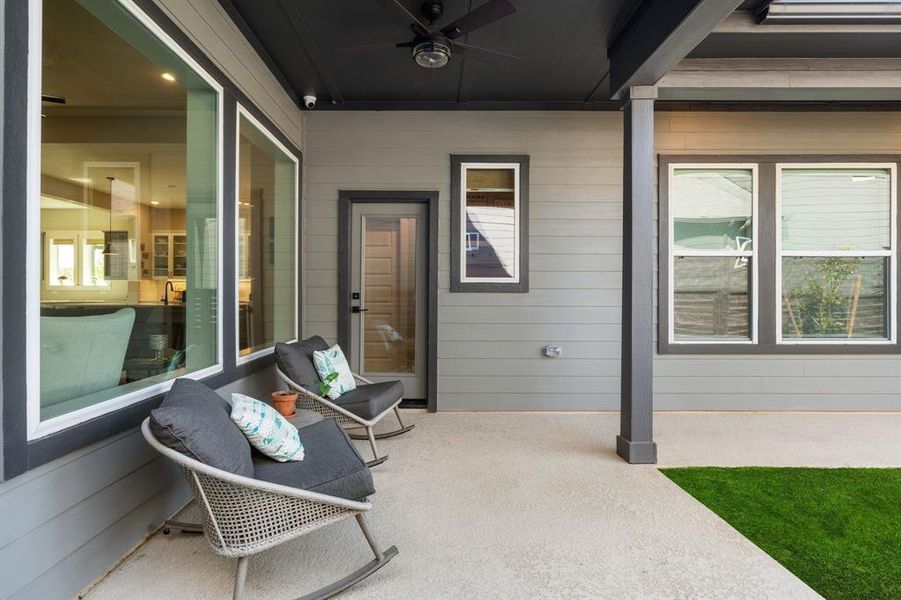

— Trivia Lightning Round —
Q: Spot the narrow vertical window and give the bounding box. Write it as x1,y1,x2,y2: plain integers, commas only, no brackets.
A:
34,0,221,434
450,155,529,292
670,166,757,342
778,166,895,342
463,166,518,281
236,109,298,360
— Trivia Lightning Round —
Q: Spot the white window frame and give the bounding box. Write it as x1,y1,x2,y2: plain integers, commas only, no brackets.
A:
775,162,898,345
43,230,111,289
234,104,300,366
459,162,521,284
667,163,760,345
25,0,225,440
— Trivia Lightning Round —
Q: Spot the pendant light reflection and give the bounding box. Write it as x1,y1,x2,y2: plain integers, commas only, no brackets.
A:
102,176,118,256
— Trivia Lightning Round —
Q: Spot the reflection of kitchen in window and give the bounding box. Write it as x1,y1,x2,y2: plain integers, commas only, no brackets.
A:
38,0,219,422
465,167,516,279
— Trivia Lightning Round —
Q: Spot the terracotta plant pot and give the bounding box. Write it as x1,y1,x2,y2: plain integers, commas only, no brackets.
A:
271,390,298,417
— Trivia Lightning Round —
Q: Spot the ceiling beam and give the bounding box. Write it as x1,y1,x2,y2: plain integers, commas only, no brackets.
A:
607,0,743,100
316,100,622,111
715,10,901,33
658,57,901,101
762,2,901,25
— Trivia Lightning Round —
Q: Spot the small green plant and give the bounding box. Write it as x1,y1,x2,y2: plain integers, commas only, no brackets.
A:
785,256,860,337
318,371,339,397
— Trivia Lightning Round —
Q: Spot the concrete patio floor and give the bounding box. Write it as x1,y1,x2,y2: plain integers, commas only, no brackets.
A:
85,412,901,600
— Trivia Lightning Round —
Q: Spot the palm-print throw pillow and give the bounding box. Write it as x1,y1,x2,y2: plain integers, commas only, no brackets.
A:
312,345,356,400
230,393,304,462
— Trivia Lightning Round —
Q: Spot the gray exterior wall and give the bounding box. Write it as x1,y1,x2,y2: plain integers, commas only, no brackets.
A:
0,1,303,598
303,110,901,412
304,111,625,410
656,111,901,411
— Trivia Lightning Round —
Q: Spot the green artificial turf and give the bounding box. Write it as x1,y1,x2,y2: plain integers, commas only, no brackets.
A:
659,467,901,600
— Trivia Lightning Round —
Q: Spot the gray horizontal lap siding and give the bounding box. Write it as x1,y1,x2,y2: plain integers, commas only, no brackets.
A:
305,110,901,412
304,111,625,411
0,430,188,599
0,367,282,600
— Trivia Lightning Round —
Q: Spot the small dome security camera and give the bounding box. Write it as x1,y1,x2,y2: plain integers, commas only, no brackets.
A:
302,95,317,109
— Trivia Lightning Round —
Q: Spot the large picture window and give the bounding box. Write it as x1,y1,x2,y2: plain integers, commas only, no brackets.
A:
236,107,298,361
660,157,898,354
450,155,529,293
31,0,222,437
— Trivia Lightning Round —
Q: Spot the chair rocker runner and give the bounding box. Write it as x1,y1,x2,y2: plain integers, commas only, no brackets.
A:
142,419,398,600
277,367,414,467
275,336,415,467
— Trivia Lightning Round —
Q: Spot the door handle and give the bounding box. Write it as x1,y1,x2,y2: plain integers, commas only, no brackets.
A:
351,306,369,314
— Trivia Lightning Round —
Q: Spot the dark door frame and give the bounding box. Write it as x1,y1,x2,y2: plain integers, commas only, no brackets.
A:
337,190,439,412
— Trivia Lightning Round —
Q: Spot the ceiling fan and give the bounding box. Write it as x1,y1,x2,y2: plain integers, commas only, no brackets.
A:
345,0,518,69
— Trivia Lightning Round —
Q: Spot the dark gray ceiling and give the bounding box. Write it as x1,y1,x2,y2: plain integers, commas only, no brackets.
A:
220,0,901,111
220,0,632,109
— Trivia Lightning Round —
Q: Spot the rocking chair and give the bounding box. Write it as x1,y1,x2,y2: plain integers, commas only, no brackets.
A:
142,379,397,599
275,337,415,467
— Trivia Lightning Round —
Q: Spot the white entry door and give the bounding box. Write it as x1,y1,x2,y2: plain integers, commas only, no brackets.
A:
350,203,428,399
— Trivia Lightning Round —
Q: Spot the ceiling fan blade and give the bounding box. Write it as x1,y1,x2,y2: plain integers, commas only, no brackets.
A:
367,0,430,35
453,41,518,66
441,0,516,40
337,42,401,54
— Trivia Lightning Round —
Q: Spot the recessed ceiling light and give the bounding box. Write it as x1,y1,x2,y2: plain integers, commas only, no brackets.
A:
161,72,176,82
150,201,160,205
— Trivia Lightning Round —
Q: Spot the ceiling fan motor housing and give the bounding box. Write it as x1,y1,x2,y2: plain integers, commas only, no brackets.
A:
421,0,444,23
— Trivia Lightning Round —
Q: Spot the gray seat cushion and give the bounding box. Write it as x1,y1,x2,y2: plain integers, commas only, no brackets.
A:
149,378,254,478
276,336,329,393
334,380,404,421
252,419,374,500
287,408,325,429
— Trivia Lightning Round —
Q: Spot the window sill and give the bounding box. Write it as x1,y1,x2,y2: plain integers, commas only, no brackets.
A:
236,343,284,366
659,341,901,355
20,356,276,476
28,364,224,441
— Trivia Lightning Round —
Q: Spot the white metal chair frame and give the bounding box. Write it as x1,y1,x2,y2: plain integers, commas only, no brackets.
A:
141,419,398,600
276,369,414,467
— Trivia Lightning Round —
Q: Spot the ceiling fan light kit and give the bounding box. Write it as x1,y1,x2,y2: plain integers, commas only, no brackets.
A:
412,38,451,69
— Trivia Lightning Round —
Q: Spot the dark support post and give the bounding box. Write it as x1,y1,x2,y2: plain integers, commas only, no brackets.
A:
618,86,657,464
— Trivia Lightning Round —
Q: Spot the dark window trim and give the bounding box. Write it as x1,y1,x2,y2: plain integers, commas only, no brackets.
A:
1,0,303,480
450,154,530,293
336,190,440,412
658,154,901,355
234,103,303,363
